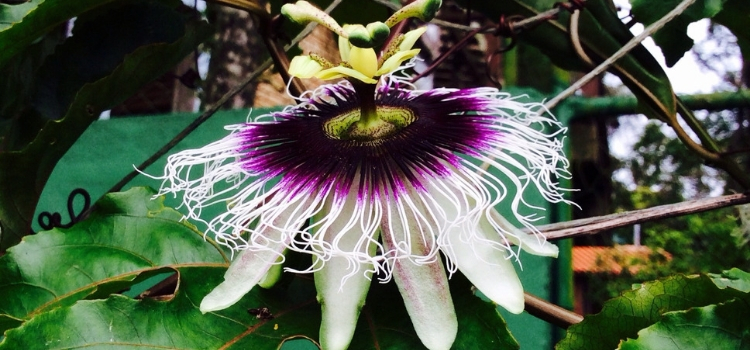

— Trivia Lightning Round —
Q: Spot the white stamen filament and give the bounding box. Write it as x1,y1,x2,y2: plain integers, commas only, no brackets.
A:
154,77,572,314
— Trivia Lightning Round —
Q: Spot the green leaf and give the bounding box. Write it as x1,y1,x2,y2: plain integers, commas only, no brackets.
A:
618,298,750,350
456,0,678,124
0,315,22,334
630,0,727,67
0,1,210,251
709,268,750,294
0,264,517,349
0,266,323,350
556,272,749,350
0,28,61,150
0,187,228,335
451,282,519,349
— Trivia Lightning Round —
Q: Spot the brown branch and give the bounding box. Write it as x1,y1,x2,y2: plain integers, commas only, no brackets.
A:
538,192,750,241
524,293,583,328
262,21,307,97
410,25,490,83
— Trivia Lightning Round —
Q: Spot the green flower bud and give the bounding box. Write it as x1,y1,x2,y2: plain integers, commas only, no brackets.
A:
347,24,375,48
366,21,390,47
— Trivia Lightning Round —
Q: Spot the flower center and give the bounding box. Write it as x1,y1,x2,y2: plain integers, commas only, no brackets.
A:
323,106,417,141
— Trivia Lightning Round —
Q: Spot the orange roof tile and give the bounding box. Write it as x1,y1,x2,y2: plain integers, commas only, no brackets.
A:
572,245,671,274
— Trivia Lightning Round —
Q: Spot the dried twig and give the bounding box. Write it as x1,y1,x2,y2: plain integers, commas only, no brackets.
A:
524,293,583,328
538,192,750,240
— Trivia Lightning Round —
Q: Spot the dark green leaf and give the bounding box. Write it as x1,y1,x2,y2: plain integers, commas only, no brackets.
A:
452,280,519,349
0,315,22,334
618,298,750,350
31,0,186,121
630,0,726,67
556,272,749,350
0,187,227,335
0,28,62,150
0,2,210,251
0,0,138,67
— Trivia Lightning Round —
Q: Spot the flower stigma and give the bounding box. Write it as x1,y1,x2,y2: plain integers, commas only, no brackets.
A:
323,104,417,141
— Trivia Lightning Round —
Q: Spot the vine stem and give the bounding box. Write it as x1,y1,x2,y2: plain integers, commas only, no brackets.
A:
478,0,700,173
543,0,697,110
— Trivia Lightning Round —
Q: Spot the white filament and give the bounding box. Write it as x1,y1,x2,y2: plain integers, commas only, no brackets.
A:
154,78,572,283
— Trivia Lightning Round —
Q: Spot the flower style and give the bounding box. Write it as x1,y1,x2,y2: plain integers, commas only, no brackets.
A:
156,1,571,349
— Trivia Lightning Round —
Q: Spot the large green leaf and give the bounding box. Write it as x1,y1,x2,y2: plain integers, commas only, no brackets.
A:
459,0,677,123
556,271,750,350
630,0,726,67
0,28,62,150
0,187,228,334
618,298,750,350
0,187,517,348
709,268,750,293
2,0,188,151
0,1,210,251
0,267,518,349
0,266,322,350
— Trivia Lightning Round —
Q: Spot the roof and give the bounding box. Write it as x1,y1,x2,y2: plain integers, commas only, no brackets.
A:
572,245,671,274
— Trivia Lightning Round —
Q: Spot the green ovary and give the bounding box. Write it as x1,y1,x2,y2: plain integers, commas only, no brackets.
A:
323,106,417,141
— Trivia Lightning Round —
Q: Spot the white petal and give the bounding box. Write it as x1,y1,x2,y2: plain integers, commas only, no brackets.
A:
426,181,525,314
487,209,558,258
315,258,371,350
382,198,457,350
200,244,285,313
313,188,378,350
446,227,525,314
199,195,309,313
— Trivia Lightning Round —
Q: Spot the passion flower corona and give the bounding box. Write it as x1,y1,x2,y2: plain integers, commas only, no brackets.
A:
156,1,572,349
